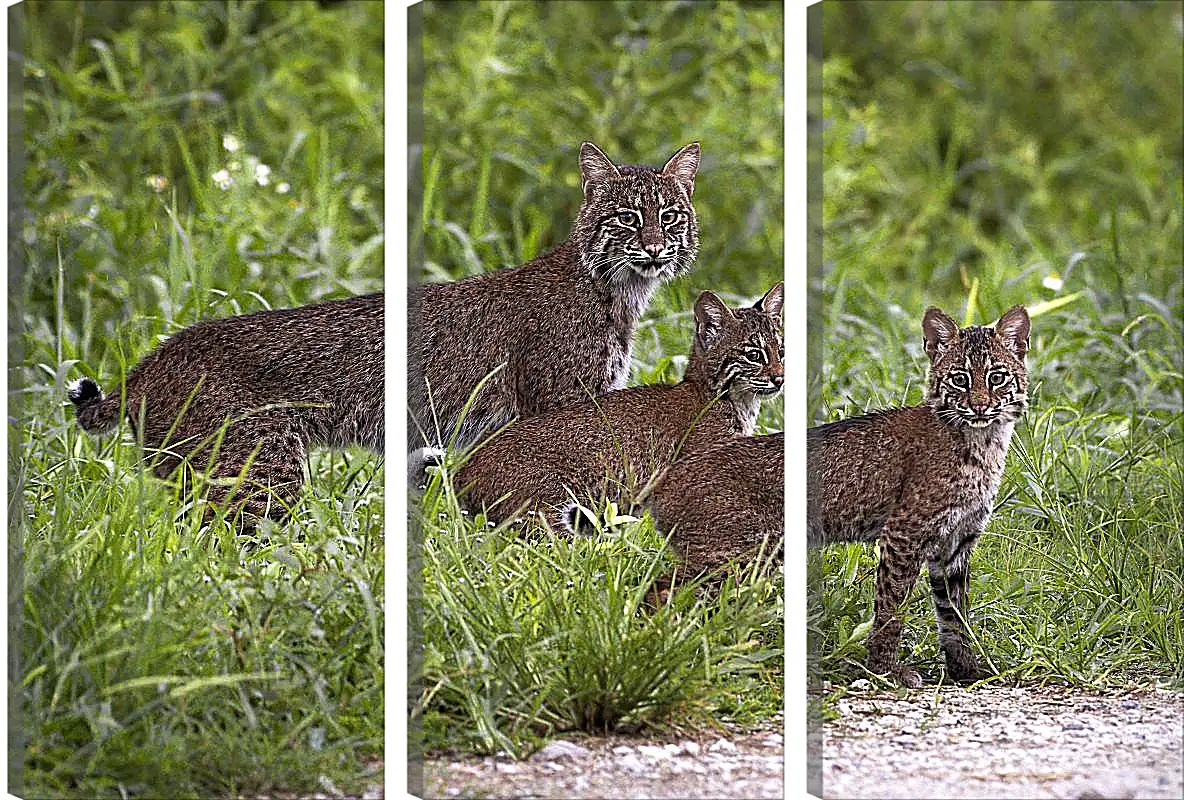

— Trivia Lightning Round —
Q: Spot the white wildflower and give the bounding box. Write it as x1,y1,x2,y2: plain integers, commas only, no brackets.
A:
212,169,234,190
276,181,291,195
1042,273,1064,292
222,133,241,153
254,163,272,186
145,174,168,193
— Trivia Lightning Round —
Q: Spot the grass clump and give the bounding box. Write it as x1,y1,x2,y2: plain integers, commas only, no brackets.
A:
810,1,1182,690
14,2,383,796
415,477,783,758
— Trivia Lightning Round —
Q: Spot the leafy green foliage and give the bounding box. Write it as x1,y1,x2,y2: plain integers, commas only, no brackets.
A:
812,1,1183,689
15,1,383,796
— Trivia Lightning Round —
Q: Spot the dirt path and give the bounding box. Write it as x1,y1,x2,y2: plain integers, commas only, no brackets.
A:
422,721,785,799
417,685,1181,799
820,684,1183,799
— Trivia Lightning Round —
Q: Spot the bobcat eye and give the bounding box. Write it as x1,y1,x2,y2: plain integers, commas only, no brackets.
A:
744,347,765,364
660,209,679,225
948,372,970,389
988,371,1009,388
616,210,639,227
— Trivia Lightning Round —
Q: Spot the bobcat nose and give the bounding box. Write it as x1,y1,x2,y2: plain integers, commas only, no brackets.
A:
769,370,784,389
640,228,665,260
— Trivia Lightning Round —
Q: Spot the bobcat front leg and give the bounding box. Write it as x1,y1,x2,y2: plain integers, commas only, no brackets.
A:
928,510,991,683
868,510,942,688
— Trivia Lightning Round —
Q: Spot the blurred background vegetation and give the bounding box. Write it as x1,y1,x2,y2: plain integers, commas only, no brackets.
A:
13,1,383,796
421,0,784,402
816,0,1180,354
811,1,1182,689
18,0,382,368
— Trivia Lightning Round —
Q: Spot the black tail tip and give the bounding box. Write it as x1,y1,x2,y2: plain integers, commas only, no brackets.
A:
67,378,101,406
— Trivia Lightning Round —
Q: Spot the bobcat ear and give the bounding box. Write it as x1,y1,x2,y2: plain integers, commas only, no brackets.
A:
754,281,784,319
693,290,734,349
922,306,959,361
995,305,1030,359
580,141,621,195
661,142,700,196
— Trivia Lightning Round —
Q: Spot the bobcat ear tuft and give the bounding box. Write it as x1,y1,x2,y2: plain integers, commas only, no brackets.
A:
580,141,621,195
922,306,959,361
995,305,1030,359
661,142,700,196
693,290,734,348
754,282,784,318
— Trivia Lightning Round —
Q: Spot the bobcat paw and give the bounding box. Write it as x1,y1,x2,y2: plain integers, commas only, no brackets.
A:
892,665,923,689
947,663,992,685
868,659,923,689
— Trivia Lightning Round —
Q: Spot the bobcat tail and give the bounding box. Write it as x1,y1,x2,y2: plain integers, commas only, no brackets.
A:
408,446,446,492
67,378,123,434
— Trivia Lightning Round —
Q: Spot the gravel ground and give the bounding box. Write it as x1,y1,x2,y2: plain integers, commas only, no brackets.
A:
820,683,1183,800
417,685,1181,800
422,723,785,799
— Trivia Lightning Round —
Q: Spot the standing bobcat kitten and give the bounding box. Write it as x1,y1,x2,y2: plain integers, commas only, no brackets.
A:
808,305,1030,687
449,283,784,531
646,432,784,592
409,141,700,450
69,293,383,527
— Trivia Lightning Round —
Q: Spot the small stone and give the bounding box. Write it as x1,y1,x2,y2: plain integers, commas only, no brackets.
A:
619,754,647,774
709,738,738,754
611,745,634,756
1120,699,1140,710
681,740,701,756
851,679,873,691
535,739,591,760
638,744,670,760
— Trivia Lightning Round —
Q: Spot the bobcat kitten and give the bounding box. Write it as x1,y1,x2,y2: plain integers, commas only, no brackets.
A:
69,293,383,527
408,141,700,450
450,283,784,531
808,305,1030,687
646,432,784,592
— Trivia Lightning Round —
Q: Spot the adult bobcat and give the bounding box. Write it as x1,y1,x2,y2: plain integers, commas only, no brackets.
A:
408,141,700,450
69,293,383,528
808,305,1030,687
448,284,784,532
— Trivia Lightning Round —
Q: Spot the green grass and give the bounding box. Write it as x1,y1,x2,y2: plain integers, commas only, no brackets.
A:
416,0,786,756
414,470,783,758
810,1,1183,691
13,2,383,796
